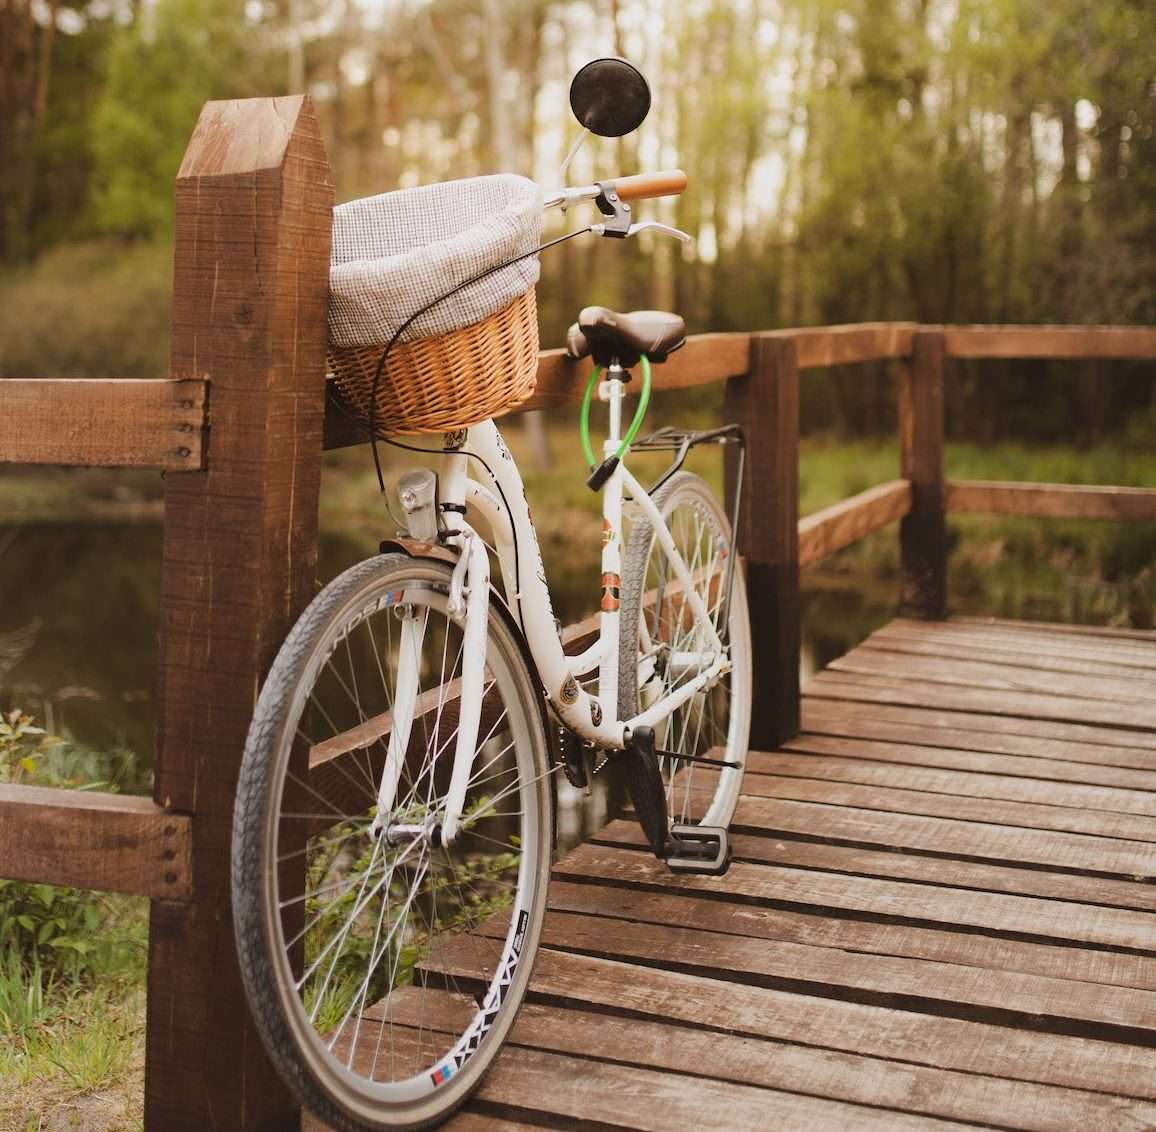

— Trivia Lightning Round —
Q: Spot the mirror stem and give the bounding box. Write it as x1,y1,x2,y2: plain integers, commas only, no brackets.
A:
557,126,591,190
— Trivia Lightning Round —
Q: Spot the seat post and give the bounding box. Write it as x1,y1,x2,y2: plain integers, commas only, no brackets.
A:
604,359,626,451
598,356,627,721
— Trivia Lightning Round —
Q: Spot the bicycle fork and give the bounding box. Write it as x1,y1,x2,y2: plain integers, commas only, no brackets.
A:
369,521,491,847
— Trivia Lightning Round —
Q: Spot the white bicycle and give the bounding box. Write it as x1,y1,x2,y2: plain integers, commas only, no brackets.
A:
231,58,752,1132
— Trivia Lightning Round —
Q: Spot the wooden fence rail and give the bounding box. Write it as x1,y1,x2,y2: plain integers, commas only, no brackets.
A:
0,92,1154,1131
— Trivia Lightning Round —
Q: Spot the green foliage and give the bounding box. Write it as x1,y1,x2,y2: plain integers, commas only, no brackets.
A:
3,0,1151,445
0,239,172,379
0,709,48,785
0,882,102,973
90,0,281,239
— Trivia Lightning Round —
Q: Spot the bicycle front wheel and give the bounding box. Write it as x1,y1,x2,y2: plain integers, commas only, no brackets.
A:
618,472,752,835
232,554,552,1131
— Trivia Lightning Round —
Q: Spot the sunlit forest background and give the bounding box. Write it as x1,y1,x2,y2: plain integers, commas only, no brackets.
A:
2,0,1154,436
2,0,1155,742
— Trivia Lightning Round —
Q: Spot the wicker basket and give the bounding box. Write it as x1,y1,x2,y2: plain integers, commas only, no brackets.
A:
327,288,539,436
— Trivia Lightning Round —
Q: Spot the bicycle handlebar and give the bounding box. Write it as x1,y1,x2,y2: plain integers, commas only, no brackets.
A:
609,169,687,201
543,169,688,211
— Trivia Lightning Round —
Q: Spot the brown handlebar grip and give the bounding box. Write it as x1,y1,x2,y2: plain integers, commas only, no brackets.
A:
610,170,688,201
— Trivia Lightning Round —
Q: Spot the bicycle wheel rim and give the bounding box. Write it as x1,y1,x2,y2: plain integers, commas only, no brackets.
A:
236,557,550,1128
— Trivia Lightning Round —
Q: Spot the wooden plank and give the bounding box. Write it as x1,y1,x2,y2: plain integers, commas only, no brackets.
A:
898,330,947,618
753,745,1156,817
412,997,1156,1132
952,615,1156,646
569,834,1156,947
465,1037,958,1132
618,754,1156,862
447,1116,552,1132
0,784,191,900
765,321,917,368
722,791,1156,877
547,878,1156,991
947,479,1156,521
597,818,1156,913
798,478,911,567
312,1103,553,1131
829,648,1154,705
802,691,1156,753
455,946,1156,1102
724,333,800,745
874,624,1156,674
0,378,207,469
943,324,1156,359
808,669,1156,731
737,768,1156,844
779,730,1156,793
147,95,333,1131
504,907,1156,1034
857,633,1156,681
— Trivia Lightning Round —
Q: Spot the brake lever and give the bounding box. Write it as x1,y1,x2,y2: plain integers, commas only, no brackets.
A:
591,219,694,244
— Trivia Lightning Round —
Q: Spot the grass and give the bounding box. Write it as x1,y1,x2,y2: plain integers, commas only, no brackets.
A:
0,898,147,1132
792,432,1156,628
0,990,145,1132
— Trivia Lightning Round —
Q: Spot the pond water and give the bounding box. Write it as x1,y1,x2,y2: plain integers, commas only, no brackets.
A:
0,515,893,847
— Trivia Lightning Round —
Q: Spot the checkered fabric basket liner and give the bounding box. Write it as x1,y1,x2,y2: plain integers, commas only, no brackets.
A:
327,174,543,435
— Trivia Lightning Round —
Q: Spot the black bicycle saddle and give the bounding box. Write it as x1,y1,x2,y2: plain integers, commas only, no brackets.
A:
565,306,686,368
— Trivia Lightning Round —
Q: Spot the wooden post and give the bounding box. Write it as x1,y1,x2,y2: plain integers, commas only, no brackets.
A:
724,334,800,748
899,330,947,619
148,96,333,1130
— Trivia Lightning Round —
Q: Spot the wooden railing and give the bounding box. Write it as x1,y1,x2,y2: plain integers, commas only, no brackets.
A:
1,94,1154,1131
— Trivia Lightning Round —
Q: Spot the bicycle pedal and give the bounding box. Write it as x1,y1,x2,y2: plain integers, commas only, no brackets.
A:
664,824,731,876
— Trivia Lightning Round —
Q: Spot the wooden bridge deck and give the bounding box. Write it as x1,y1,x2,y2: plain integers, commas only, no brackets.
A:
441,616,1156,1131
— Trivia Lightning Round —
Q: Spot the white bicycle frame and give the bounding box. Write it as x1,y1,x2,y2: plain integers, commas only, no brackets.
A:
374,366,731,844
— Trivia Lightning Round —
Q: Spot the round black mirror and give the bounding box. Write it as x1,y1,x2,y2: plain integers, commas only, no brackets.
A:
569,57,651,137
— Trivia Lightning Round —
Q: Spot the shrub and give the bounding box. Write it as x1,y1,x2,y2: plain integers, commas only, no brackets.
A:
0,239,171,380
0,710,133,981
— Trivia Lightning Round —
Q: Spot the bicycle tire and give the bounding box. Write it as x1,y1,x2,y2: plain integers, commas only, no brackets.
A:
232,554,552,1131
618,472,752,837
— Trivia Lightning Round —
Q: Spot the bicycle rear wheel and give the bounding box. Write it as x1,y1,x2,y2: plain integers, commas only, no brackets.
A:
618,473,752,840
232,554,552,1131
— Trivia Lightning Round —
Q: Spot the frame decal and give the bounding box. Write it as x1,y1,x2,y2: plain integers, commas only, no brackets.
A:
600,571,621,612
436,908,530,1085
